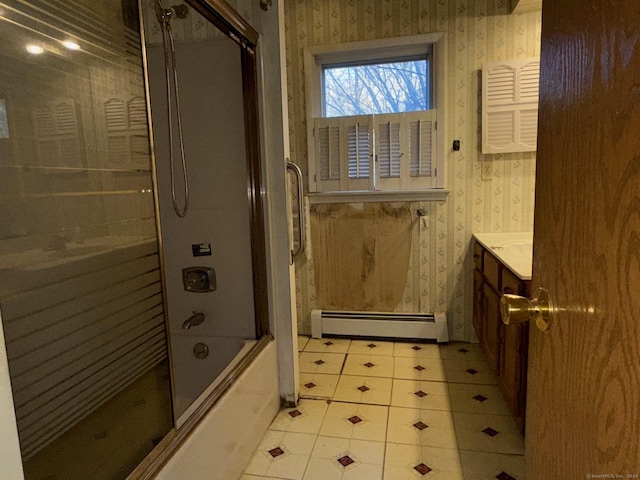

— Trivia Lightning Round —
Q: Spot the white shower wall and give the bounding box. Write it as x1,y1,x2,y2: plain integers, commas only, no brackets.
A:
146,34,257,417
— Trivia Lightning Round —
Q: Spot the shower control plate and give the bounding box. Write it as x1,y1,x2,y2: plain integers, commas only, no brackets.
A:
182,266,216,292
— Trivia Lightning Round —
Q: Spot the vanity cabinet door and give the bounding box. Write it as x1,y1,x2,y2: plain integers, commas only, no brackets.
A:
500,322,528,431
482,282,501,376
473,269,485,343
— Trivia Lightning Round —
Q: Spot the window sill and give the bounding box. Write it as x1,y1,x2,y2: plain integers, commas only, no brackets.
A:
307,189,449,204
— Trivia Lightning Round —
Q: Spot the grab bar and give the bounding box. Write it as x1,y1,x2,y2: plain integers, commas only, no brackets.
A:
286,160,305,263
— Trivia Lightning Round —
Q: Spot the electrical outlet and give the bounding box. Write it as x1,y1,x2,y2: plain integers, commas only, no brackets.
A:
482,161,493,180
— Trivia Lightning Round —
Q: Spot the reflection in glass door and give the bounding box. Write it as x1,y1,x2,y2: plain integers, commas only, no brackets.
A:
0,1,173,479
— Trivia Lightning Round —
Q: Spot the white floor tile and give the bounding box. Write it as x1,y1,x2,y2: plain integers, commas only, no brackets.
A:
303,436,384,480
393,356,447,381
318,402,388,442
244,430,316,480
453,412,524,455
439,341,485,361
459,450,525,480
298,336,310,352
393,342,441,359
269,399,329,434
299,373,340,399
386,407,458,449
246,339,522,480
342,354,394,378
333,375,392,405
443,358,498,385
447,383,511,416
299,352,346,375
391,379,452,410
304,338,351,354
384,443,464,480
347,340,395,356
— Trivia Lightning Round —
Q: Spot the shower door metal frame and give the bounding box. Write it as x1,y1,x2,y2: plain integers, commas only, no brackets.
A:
180,0,270,339
132,0,271,477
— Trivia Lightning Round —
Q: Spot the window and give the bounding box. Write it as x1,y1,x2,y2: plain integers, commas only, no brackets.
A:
305,34,446,197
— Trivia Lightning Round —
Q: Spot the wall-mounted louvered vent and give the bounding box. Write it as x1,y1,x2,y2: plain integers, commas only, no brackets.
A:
482,58,540,154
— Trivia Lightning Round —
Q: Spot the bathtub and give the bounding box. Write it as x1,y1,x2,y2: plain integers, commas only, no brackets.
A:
154,337,279,480
170,334,256,426
473,232,533,279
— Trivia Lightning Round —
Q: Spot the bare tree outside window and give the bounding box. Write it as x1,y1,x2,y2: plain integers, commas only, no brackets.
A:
0,99,8,138
323,59,430,117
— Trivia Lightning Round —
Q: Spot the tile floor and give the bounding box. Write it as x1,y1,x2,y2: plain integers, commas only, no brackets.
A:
242,337,525,480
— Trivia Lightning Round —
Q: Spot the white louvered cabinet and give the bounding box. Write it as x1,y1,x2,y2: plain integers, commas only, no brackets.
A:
482,58,540,154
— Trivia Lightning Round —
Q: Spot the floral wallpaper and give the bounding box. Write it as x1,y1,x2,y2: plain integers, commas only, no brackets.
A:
284,0,541,341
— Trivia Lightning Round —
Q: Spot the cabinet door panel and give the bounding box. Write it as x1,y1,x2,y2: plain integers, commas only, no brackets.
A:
500,323,525,431
473,269,484,342
482,283,500,375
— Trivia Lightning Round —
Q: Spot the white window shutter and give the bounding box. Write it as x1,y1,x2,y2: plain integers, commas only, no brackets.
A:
313,117,342,192
404,110,437,189
482,58,540,154
344,115,373,191
375,114,402,190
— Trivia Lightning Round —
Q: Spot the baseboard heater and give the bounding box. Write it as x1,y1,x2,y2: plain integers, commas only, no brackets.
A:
311,309,449,343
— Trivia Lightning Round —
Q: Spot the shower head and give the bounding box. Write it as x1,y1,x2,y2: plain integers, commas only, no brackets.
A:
155,0,188,24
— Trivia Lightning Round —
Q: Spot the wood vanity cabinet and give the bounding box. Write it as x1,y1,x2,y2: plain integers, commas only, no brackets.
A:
473,240,530,432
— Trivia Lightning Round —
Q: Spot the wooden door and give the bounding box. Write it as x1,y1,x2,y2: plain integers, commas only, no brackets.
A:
526,0,640,477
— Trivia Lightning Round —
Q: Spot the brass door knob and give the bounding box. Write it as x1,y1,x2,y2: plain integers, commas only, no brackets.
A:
501,287,554,332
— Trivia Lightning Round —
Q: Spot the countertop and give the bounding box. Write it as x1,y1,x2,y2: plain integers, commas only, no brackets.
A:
473,232,533,280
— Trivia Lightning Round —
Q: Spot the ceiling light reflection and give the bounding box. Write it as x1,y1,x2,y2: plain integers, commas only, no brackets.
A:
62,40,80,50
26,44,44,55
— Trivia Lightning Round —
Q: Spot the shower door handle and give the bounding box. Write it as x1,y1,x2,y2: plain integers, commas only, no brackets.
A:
286,160,305,263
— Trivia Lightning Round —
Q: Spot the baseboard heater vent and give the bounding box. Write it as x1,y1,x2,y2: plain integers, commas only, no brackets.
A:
311,310,448,343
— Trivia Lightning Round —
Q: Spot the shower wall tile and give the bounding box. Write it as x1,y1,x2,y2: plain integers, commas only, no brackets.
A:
284,0,541,342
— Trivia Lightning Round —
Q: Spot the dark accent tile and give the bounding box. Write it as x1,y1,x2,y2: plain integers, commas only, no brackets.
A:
466,368,479,375
364,362,375,368
412,345,422,351
414,390,428,398
413,421,428,431
357,385,370,392
367,343,377,348
473,394,488,403
288,409,302,418
269,447,285,458
304,382,316,389
348,415,362,424
414,365,426,371
337,455,355,467
483,427,499,437
496,472,516,480
458,348,469,353
324,341,334,346
414,463,432,475
314,359,326,365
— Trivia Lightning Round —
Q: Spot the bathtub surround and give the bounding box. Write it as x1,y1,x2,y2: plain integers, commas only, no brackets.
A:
156,340,279,480
284,0,541,342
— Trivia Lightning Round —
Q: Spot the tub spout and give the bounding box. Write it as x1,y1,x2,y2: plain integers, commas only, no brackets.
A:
182,311,205,330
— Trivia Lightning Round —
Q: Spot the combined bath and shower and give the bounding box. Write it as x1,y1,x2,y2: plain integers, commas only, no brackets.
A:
155,0,190,218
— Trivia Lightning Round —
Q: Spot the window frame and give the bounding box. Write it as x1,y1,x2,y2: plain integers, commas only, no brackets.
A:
304,33,447,196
